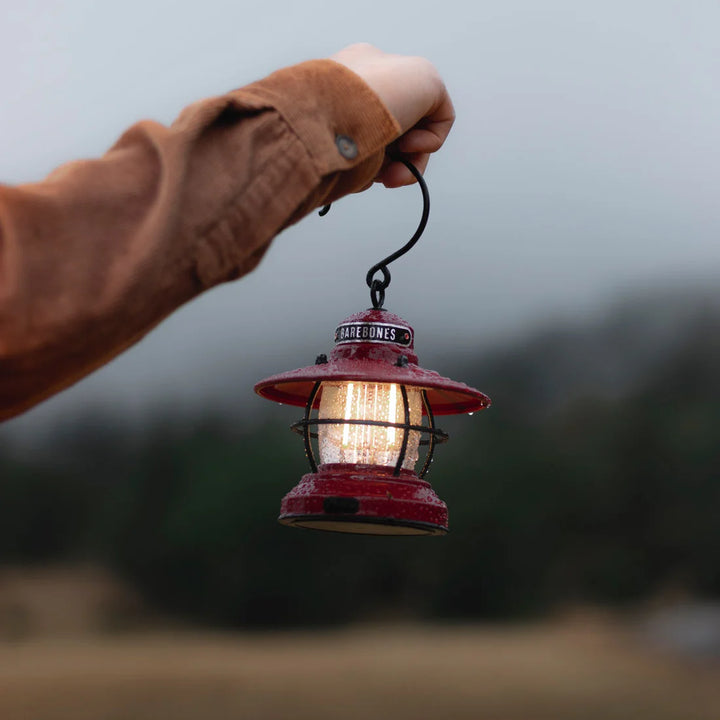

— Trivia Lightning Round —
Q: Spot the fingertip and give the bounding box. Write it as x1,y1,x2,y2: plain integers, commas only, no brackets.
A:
379,155,429,188
378,164,408,188
396,129,444,154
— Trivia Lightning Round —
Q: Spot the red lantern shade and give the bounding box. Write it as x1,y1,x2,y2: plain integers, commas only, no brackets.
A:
255,308,490,536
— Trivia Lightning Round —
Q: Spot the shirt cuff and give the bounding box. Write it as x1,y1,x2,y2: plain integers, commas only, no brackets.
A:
229,59,402,179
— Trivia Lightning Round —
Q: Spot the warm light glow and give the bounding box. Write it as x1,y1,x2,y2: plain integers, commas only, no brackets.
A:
318,381,422,469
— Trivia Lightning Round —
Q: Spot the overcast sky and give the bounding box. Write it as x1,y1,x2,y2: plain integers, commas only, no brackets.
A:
2,0,720,439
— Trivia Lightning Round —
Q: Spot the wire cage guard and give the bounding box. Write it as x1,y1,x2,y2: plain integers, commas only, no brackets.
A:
290,381,448,478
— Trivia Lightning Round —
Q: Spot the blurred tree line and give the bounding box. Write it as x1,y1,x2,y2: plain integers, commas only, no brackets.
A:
1,290,719,627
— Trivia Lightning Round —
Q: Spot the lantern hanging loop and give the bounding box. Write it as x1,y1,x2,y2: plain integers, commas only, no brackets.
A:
319,157,430,310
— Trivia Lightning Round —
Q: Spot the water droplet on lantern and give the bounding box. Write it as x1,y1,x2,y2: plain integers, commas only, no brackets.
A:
468,412,474,416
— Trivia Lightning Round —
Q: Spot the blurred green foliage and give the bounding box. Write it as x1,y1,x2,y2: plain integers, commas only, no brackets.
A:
1,296,719,627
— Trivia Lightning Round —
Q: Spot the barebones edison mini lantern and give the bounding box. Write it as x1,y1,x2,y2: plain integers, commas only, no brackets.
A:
255,160,490,536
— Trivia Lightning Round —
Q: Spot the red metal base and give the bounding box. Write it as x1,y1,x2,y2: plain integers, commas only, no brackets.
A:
278,464,448,536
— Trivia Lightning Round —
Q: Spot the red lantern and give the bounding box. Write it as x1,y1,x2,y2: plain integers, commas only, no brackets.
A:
255,159,490,535
255,308,489,535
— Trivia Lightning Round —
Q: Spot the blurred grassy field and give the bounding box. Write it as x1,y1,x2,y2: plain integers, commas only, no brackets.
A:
1,620,719,720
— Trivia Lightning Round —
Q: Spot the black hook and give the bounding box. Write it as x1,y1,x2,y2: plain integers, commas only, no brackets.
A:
318,157,430,310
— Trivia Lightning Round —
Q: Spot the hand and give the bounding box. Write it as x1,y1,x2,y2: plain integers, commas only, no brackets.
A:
330,43,455,188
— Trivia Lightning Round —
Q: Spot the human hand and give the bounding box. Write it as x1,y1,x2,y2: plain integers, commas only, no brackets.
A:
330,43,455,188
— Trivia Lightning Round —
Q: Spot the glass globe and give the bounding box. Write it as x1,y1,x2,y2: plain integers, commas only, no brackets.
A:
318,381,422,470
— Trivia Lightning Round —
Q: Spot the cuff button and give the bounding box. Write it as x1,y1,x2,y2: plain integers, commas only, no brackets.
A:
335,134,358,160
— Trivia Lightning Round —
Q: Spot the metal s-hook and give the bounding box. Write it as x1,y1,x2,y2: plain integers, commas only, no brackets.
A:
365,159,429,308
318,157,430,310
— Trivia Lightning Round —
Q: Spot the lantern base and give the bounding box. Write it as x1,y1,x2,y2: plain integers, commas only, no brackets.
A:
278,464,448,536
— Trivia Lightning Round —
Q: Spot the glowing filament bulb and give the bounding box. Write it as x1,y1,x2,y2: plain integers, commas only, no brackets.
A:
318,381,422,470
387,383,397,445
342,382,354,448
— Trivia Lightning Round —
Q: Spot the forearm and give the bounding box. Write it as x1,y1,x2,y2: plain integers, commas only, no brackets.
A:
0,59,400,420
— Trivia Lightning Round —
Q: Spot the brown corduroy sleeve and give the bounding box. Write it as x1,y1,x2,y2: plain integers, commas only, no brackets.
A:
0,59,400,421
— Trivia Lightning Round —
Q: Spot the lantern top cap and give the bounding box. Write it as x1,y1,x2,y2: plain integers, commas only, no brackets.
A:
333,308,415,352
255,308,491,416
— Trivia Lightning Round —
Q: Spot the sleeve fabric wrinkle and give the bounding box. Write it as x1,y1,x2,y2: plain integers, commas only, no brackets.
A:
0,59,401,421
